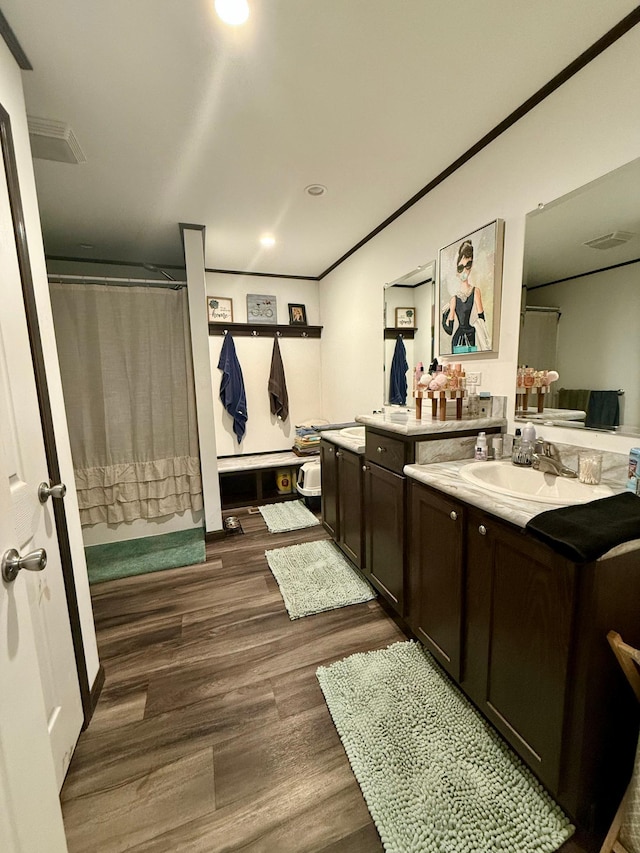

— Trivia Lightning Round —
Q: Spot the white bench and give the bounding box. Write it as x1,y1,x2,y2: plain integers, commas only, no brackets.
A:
217,451,315,509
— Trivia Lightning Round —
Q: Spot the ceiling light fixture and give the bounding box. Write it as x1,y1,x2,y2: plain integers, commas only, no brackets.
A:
214,0,249,26
260,235,276,248
305,184,327,197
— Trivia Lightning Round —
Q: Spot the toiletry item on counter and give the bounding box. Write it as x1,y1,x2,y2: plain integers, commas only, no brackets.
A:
627,447,640,494
492,435,504,460
522,422,537,443
468,391,480,418
578,451,603,485
512,427,533,467
474,431,488,461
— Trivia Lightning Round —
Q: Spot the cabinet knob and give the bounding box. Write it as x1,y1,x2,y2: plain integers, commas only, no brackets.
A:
336,450,342,458
328,446,333,454
376,446,386,454
479,524,487,536
362,465,369,472
450,511,458,521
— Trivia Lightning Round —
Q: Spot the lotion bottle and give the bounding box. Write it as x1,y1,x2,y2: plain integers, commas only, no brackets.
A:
474,431,488,461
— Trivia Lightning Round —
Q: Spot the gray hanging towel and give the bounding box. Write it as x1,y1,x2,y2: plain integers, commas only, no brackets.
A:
268,336,289,421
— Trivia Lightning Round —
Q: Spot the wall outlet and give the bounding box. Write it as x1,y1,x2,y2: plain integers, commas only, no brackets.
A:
467,371,482,385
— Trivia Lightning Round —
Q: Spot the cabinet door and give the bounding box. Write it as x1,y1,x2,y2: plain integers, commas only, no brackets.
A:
320,440,338,538
337,448,364,569
409,483,464,681
464,508,575,793
364,462,404,613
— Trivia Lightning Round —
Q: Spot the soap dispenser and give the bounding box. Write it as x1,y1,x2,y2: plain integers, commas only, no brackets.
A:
513,424,535,467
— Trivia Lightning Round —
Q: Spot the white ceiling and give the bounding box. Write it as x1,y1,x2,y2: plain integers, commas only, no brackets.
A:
3,0,639,277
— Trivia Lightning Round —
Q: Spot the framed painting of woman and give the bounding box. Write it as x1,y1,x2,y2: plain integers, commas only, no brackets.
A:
438,219,504,357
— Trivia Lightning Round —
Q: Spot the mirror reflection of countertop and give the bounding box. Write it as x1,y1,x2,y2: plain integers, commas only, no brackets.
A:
404,459,637,561
356,412,507,435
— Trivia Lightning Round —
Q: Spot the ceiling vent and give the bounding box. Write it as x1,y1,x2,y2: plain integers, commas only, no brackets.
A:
27,116,86,164
583,231,635,250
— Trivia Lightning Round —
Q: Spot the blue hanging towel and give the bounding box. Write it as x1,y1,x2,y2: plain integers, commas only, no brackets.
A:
389,335,408,405
218,334,247,443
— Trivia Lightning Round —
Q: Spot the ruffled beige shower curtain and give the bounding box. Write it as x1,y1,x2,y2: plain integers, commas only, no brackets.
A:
50,283,203,526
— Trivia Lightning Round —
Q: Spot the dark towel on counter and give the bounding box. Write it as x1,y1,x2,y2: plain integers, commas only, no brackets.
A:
525,492,640,563
389,335,408,405
585,390,620,429
218,333,247,443
268,336,289,421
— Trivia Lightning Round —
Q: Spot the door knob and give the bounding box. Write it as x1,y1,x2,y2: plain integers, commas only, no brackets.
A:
38,481,67,503
2,548,47,583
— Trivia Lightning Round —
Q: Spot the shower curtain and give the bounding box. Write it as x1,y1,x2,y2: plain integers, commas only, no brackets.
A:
50,283,203,526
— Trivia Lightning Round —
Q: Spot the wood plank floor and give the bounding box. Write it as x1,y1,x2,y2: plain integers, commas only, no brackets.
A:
61,508,596,852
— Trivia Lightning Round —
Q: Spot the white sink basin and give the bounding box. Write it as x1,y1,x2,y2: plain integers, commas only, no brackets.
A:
340,426,366,441
459,460,614,505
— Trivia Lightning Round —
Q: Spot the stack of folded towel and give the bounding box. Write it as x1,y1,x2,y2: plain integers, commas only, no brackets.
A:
293,426,321,455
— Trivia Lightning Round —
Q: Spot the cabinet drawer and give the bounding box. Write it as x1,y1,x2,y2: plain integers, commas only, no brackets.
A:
365,432,409,474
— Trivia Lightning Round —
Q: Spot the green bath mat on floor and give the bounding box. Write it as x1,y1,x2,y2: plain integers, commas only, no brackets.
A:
265,539,375,619
258,499,320,533
317,640,574,853
85,527,205,585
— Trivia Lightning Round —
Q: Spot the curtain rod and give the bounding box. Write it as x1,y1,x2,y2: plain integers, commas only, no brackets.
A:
47,273,186,290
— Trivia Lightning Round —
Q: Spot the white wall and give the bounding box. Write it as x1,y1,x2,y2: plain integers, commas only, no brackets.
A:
319,25,640,457
528,264,639,428
0,43,99,682
206,272,323,455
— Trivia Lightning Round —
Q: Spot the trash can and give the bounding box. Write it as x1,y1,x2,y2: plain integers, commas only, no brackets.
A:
296,460,321,511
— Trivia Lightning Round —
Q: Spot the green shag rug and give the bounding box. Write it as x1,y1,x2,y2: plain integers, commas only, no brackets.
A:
258,499,320,533
265,539,375,619
85,527,205,585
317,641,575,853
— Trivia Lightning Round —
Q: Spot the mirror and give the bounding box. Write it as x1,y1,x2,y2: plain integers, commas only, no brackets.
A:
383,262,435,406
517,157,640,434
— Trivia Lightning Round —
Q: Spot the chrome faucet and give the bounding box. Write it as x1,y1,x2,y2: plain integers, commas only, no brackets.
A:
531,440,577,478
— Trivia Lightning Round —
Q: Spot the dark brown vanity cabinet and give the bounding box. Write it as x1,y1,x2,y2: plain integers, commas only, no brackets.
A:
408,483,464,681
363,461,405,613
408,479,640,835
362,430,415,615
463,506,575,793
320,439,364,569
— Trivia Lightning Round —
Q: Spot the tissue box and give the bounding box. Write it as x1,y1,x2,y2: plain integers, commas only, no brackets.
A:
626,448,640,494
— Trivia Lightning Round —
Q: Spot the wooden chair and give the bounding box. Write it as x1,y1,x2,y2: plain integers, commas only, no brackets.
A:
599,631,640,853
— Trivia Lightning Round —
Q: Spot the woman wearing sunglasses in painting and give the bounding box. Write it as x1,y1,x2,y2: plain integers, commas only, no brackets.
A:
442,239,487,352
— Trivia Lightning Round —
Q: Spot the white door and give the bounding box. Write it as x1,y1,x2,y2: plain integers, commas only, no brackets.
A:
0,131,83,788
0,439,68,853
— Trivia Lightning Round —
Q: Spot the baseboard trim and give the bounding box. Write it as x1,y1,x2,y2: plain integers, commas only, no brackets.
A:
83,664,106,729
205,529,226,543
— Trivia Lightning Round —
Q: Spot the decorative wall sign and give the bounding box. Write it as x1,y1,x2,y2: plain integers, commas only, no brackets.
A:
395,307,416,328
438,219,504,357
207,296,233,322
247,293,277,324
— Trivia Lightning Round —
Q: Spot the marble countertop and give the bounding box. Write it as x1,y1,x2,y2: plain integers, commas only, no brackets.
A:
356,412,506,436
404,459,638,561
319,429,365,454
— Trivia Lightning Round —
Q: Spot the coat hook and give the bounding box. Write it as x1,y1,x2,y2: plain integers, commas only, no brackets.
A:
301,331,308,338
252,330,259,336
276,330,282,337
223,329,228,336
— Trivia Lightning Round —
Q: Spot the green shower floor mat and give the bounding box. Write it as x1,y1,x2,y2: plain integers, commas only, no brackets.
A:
85,527,206,585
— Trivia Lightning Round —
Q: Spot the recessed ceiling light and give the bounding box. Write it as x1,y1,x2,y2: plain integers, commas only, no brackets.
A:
214,0,249,26
305,184,327,197
260,235,276,248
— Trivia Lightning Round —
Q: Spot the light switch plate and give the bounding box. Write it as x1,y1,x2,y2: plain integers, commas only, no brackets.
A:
467,372,482,385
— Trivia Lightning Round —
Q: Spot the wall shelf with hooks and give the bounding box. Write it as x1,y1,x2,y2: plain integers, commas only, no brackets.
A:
384,327,416,340
209,322,322,338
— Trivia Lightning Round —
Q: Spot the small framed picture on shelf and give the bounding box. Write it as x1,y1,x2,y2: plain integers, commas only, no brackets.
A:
207,296,233,323
288,303,307,325
395,307,416,328
247,293,277,324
